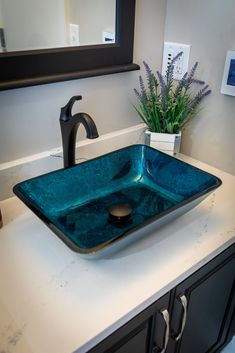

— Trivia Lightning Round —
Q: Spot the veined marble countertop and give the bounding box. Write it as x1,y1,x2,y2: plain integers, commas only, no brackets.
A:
0,154,234,353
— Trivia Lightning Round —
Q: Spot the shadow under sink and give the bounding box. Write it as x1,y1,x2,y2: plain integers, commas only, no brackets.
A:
13,144,222,256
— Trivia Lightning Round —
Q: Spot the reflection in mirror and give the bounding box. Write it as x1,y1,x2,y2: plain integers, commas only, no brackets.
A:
0,0,116,52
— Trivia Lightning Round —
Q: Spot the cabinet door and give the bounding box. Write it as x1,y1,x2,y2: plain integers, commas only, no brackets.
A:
104,322,150,353
87,318,151,353
169,244,235,353
88,293,170,353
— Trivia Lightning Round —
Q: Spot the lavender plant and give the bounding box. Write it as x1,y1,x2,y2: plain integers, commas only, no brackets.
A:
134,52,211,134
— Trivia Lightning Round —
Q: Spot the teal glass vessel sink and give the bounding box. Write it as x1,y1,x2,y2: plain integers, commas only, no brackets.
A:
13,145,222,255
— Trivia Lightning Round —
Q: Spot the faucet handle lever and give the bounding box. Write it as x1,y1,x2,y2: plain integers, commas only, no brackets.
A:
60,95,82,121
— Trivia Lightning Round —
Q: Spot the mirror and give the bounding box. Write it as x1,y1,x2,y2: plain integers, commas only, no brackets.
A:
0,0,139,90
0,0,116,52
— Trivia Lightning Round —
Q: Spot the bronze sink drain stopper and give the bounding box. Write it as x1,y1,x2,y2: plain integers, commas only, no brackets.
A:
107,203,132,224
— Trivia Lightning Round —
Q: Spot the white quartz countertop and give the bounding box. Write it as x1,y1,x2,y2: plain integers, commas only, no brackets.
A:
0,154,234,353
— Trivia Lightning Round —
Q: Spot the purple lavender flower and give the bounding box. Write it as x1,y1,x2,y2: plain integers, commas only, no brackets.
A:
171,51,183,65
166,64,174,86
187,85,211,110
181,72,188,80
139,75,145,93
202,89,212,97
196,85,211,101
174,72,188,97
198,84,209,95
133,88,142,102
166,52,183,87
157,71,166,100
191,78,205,85
143,61,155,93
156,70,168,123
188,62,198,81
183,62,199,90
138,75,147,101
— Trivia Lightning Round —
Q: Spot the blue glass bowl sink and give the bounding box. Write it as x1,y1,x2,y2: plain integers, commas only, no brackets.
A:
13,145,222,255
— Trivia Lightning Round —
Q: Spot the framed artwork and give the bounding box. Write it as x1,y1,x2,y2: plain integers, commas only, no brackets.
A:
221,50,235,96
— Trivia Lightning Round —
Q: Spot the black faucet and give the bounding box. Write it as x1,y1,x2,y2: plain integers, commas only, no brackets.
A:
60,95,99,168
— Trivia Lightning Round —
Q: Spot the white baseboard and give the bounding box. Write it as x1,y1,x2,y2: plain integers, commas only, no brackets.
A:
0,124,146,201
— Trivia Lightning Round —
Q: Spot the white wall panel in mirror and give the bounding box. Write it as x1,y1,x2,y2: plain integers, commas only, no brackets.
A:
0,0,116,52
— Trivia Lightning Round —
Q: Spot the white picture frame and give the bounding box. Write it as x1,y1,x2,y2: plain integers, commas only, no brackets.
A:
221,50,235,96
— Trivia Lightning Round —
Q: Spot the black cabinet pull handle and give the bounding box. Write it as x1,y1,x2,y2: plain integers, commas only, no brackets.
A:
173,294,188,341
153,308,170,353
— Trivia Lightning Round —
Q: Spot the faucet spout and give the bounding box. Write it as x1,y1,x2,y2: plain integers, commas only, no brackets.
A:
60,96,99,168
77,112,99,139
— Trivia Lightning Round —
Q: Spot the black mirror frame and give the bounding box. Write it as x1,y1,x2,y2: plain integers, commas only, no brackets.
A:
0,0,139,91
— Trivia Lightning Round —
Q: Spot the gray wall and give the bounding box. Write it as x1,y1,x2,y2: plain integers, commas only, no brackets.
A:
0,0,166,164
164,0,235,175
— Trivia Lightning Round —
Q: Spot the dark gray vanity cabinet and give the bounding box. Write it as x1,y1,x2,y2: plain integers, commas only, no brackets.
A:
87,244,235,353
166,243,235,353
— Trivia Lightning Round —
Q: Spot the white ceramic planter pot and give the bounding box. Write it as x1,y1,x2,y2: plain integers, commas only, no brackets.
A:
145,130,181,155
